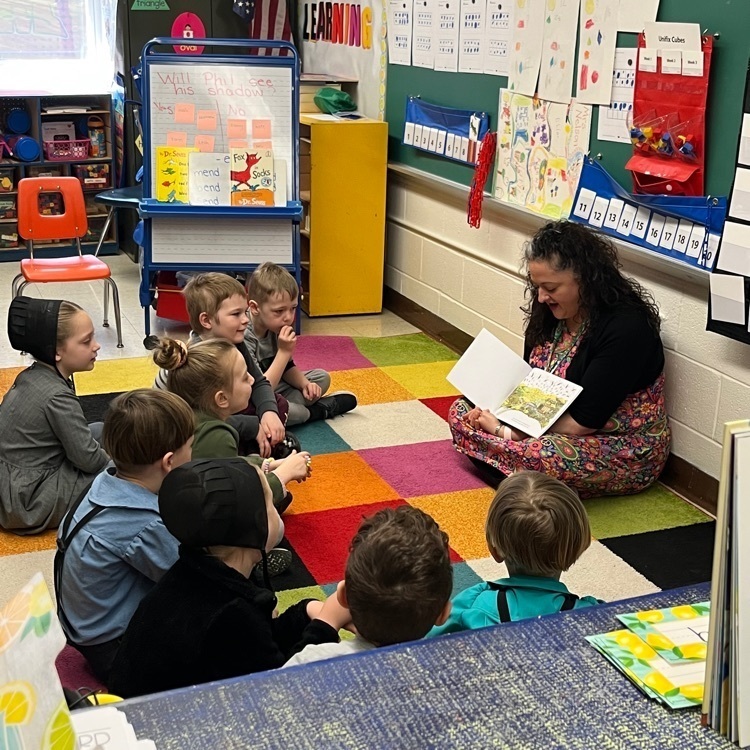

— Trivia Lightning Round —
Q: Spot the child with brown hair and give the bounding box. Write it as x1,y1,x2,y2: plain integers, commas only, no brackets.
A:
0,297,109,534
109,458,351,698
55,389,195,681
431,471,600,636
246,262,357,425
152,336,310,515
153,272,294,458
284,506,453,666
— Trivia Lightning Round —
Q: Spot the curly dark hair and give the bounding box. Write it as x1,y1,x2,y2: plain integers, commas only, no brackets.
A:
522,221,661,347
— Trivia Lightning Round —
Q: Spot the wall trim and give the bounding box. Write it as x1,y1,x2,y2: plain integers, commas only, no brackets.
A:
384,286,719,517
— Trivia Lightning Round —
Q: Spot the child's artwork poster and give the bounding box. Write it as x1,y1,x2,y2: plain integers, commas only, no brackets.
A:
538,0,581,104
494,89,592,218
188,152,231,206
508,0,546,96
230,148,275,206
575,0,619,104
156,146,197,203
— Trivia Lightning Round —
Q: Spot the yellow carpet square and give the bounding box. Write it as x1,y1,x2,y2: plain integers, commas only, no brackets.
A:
276,585,326,613
74,356,159,396
410,488,496,560
0,367,25,400
380,361,461,399
0,528,57,556
329,368,415,406
287,452,399,515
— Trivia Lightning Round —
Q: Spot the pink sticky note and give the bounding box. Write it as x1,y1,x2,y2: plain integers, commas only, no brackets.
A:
174,103,195,124
166,132,188,147
253,140,273,150
252,119,272,139
228,139,249,149
196,110,218,131
227,119,247,139
194,134,215,152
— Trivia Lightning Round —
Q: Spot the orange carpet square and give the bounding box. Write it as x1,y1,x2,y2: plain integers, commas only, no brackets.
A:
0,528,57,556
0,366,24,399
329,368,415,406
409,488,496,561
285,452,400,515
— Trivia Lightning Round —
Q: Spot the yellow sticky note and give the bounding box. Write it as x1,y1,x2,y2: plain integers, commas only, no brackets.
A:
227,119,247,139
166,132,187,147
174,103,195,124
196,110,218,131
194,134,215,152
252,119,272,140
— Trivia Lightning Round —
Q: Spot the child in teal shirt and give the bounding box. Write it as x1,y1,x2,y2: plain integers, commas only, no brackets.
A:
431,471,600,635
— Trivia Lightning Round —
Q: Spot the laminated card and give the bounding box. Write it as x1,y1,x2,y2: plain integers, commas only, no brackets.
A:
446,328,582,438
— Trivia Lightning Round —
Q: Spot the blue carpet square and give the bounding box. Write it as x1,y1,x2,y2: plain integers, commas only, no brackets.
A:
292,420,351,455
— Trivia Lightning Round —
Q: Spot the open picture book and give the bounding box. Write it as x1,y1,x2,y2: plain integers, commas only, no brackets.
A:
446,328,583,439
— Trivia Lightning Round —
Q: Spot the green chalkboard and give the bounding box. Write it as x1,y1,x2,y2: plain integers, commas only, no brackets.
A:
385,0,749,197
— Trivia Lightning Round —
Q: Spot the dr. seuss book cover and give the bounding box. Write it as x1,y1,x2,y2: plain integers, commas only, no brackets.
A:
156,146,197,203
230,148,275,206
447,328,582,439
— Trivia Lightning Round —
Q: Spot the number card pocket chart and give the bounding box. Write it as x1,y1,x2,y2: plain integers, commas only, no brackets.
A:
403,96,489,165
571,158,727,273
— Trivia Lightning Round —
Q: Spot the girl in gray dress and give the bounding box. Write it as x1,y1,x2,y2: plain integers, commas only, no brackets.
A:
0,297,109,534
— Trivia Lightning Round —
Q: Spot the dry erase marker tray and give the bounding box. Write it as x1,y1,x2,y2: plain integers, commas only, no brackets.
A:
139,200,303,219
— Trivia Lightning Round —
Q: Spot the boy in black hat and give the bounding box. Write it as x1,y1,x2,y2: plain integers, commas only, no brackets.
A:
0,297,108,533
108,457,351,698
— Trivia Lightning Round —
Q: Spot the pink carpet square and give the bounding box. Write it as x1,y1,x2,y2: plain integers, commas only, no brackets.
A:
293,336,374,372
359,440,487,498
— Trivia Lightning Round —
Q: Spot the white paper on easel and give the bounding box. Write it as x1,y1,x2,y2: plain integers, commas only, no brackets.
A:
508,0,546,96
458,0,487,73
616,0,659,33
434,0,460,71
538,0,581,103
575,0,619,105
388,0,414,65
412,0,437,68
187,152,231,206
597,48,636,144
446,328,531,411
484,0,514,76
274,158,288,206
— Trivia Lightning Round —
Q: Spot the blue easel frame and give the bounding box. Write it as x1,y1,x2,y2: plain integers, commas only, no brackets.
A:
138,38,302,335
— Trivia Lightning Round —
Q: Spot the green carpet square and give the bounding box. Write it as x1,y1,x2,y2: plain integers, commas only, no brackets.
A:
354,333,459,367
585,484,711,540
276,585,327,613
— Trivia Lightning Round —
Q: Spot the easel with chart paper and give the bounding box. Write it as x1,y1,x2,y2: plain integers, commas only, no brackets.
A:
138,38,302,335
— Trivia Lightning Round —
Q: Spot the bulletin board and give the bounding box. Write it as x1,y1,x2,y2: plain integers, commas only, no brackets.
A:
385,0,749,198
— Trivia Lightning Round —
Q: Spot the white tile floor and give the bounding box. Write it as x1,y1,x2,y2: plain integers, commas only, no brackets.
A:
0,253,419,368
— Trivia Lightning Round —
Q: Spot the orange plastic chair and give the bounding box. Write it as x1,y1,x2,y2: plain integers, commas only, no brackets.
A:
12,177,123,347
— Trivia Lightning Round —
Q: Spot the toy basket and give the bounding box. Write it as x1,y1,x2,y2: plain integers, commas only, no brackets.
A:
43,138,90,161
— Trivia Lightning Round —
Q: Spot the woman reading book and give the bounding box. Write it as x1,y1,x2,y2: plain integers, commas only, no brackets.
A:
449,221,670,498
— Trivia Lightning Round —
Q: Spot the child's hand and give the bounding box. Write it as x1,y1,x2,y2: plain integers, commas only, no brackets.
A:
315,592,352,631
306,599,325,620
271,450,312,486
302,381,322,401
278,325,297,354
260,411,286,445
255,429,272,458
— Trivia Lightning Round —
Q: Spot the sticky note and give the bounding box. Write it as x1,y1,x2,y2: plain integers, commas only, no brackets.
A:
253,140,273,150
252,119,272,139
229,139,249,149
227,119,247,139
174,103,195,124
196,110,218,131
194,134,215,152
166,131,188,147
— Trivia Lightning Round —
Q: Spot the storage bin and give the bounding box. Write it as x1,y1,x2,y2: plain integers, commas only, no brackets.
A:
0,197,17,219
44,138,90,161
74,163,110,189
0,167,15,192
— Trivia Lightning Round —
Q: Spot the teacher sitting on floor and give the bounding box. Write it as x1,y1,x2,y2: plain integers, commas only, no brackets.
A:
449,220,670,498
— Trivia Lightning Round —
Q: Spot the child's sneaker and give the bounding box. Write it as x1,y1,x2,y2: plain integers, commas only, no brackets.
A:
307,392,357,422
265,548,292,576
271,431,301,460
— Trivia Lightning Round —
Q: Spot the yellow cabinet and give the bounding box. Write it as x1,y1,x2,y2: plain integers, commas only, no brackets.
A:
299,114,387,316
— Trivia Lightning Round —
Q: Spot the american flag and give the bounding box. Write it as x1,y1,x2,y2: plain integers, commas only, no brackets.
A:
248,0,293,56
233,0,255,21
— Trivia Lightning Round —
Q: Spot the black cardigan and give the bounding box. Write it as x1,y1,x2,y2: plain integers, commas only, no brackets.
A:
109,546,339,698
524,307,665,430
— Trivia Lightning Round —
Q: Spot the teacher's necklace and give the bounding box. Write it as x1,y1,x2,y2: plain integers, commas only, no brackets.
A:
545,319,588,375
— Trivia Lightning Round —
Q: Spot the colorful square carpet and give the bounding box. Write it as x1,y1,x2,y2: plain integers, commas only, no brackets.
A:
0,333,715,613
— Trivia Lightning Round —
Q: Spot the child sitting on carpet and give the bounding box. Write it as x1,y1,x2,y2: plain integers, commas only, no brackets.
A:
430,471,600,637
55,389,194,682
246,262,357,425
151,336,309,516
152,272,293,459
284,506,453,667
108,458,352,698
0,297,109,535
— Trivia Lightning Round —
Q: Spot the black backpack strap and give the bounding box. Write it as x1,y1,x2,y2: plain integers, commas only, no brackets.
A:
54,480,103,638
487,582,513,623
559,592,579,611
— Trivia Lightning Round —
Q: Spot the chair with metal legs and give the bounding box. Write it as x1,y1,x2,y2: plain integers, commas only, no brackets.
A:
13,177,123,347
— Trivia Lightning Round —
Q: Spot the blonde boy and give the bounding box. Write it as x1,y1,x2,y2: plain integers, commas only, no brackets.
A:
246,262,357,425
431,471,600,636
153,273,288,456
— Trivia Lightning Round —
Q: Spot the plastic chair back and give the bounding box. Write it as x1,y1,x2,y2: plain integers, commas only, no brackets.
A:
17,177,88,245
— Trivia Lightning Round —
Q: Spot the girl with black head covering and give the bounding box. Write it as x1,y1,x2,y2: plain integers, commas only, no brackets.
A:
0,297,109,534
